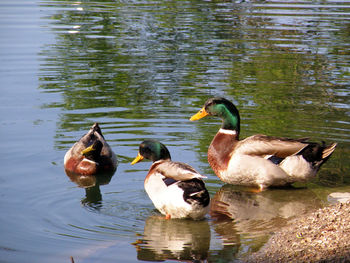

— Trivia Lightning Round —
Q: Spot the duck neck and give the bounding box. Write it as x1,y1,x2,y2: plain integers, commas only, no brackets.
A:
153,158,171,164
220,105,240,135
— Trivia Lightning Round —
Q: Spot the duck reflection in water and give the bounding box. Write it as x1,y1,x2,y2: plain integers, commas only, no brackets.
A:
133,215,210,262
65,170,114,210
210,185,323,238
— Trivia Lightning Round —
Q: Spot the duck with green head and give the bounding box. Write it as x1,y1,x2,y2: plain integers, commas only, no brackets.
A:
64,123,117,176
190,97,337,191
131,140,210,220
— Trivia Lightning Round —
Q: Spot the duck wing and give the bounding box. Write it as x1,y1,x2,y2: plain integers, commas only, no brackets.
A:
155,161,206,181
235,134,310,158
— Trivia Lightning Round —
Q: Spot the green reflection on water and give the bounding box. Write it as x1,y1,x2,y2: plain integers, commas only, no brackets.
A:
37,0,350,262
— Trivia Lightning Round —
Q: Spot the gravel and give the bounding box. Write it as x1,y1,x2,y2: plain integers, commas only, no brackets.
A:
244,201,350,263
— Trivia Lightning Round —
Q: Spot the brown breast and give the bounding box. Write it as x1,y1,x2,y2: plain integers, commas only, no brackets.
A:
208,131,238,177
76,159,98,175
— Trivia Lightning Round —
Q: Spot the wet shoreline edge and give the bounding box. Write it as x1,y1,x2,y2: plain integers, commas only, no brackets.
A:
243,200,350,262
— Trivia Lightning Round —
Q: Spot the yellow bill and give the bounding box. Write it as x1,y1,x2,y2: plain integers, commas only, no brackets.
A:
131,152,144,165
81,145,95,155
190,107,208,121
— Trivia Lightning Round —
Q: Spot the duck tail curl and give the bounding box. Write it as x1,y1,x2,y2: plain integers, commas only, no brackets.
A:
322,142,337,160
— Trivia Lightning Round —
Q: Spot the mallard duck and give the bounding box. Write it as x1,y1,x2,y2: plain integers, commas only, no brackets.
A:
190,97,337,191
131,139,210,220
64,123,117,176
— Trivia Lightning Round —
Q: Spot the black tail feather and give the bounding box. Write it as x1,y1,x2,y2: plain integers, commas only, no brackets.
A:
298,142,337,169
178,179,210,207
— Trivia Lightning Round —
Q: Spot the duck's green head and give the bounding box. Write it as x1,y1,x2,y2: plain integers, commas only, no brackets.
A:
131,139,171,164
190,97,240,132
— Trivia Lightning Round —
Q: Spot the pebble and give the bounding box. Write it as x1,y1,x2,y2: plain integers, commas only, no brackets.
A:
327,192,350,204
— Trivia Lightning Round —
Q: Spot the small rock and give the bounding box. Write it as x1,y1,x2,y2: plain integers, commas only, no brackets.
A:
328,192,350,204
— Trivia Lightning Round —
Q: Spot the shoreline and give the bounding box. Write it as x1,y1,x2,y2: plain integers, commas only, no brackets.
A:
244,201,350,262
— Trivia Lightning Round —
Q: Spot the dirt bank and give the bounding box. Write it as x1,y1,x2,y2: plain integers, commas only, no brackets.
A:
244,201,350,263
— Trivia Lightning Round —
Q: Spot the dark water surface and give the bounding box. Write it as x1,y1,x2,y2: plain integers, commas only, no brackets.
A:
1,0,350,262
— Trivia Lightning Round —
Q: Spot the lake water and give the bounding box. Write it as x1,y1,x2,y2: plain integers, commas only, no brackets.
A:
1,0,350,262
